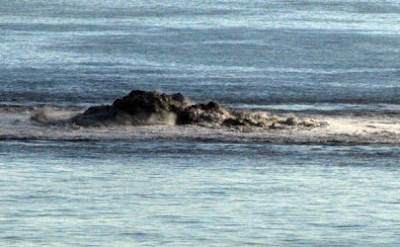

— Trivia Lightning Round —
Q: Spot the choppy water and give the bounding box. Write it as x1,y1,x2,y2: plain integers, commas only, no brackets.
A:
1,0,400,246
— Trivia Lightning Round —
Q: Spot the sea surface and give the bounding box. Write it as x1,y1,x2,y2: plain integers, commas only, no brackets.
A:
1,0,400,246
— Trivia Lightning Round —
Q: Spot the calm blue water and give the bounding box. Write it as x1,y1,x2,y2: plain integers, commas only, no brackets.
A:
1,0,400,246
1,141,400,246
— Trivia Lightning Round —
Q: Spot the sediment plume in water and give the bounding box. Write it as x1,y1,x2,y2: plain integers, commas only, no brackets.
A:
67,90,321,131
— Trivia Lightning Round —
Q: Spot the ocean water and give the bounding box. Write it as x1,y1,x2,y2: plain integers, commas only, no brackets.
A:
2,0,400,106
2,141,400,246
1,0,400,246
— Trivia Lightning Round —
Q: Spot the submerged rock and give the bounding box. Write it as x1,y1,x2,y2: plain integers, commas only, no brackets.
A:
69,90,321,130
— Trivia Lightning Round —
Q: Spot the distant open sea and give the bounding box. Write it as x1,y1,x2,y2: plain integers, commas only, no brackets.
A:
1,1,400,246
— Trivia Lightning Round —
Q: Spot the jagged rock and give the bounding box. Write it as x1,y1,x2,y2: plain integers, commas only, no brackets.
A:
113,90,188,114
70,90,320,130
72,90,190,126
176,101,229,126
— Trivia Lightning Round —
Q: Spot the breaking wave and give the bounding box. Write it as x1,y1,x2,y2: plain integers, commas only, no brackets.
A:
1,104,399,145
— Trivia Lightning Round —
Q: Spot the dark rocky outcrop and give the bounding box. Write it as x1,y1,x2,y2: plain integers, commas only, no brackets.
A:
113,90,188,115
72,90,190,126
70,90,320,130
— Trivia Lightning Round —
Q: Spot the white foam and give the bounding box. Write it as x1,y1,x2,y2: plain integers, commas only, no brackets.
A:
31,106,82,124
0,107,399,144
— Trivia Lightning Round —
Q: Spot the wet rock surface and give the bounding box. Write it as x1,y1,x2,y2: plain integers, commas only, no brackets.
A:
70,90,321,130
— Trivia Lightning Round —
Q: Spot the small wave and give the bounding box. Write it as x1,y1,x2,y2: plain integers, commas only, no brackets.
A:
0,104,35,113
0,108,399,145
0,104,85,114
230,103,400,116
30,107,82,124
0,122,399,145
1,90,400,145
